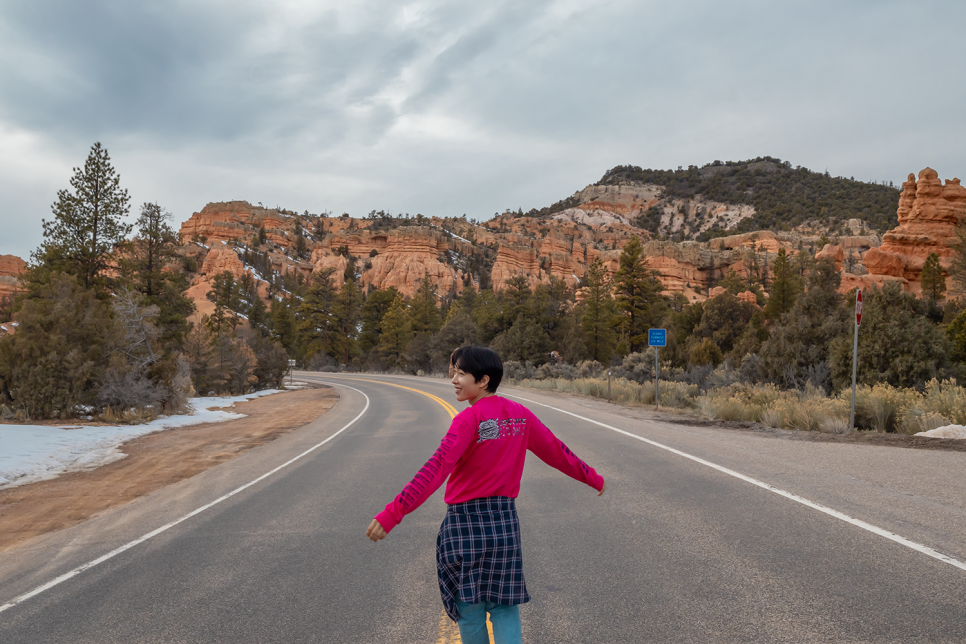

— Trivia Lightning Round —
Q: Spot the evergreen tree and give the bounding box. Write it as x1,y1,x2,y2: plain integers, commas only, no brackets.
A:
491,315,551,364
298,270,339,361
948,308,966,365
830,282,956,389
410,271,442,334
432,312,480,370
359,287,400,357
613,236,664,353
718,270,746,295
763,248,800,320
920,252,946,302
687,292,756,361
206,271,241,333
249,294,269,335
332,275,363,365
128,202,194,347
579,258,618,363
500,275,533,328
270,297,297,352
377,293,413,369
471,289,504,343
532,277,570,338
0,274,116,418
33,143,132,291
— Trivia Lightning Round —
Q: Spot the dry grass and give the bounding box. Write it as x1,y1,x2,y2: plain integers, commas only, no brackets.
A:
511,374,966,436
513,377,697,409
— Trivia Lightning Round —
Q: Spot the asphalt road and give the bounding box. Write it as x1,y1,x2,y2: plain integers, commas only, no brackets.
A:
1,373,965,643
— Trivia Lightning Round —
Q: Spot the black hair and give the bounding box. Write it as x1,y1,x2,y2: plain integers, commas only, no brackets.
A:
451,346,503,393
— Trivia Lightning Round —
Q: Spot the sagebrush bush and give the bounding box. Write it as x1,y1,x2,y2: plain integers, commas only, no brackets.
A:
508,358,964,436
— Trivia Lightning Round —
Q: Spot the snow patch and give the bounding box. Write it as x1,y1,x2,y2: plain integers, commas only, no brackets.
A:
0,390,283,490
916,425,966,439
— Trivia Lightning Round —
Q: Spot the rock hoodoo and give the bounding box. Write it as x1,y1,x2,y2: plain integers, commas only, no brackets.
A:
861,168,966,292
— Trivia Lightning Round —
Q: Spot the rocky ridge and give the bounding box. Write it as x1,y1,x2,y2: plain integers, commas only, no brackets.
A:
3,166,961,331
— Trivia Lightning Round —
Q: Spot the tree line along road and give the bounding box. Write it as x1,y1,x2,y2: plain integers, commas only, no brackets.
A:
1,373,964,642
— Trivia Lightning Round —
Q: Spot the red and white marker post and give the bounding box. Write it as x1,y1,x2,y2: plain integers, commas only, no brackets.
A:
849,289,863,434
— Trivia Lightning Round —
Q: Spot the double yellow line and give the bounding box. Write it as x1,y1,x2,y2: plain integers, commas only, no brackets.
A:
339,378,459,419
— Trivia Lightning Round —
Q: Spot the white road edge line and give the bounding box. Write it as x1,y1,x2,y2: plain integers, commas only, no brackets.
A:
0,383,371,614
506,392,966,573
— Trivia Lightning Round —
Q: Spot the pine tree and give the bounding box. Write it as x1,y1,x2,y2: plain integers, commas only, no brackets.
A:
763,248,800,320
613,236,663,353
410,271,442,334
128,202,195,348
270,297,297,352
579,258,618,363
0,274,117,418
34,142,132,291
298,270,339,361
377,293,413,369
332,275,363,365
359,287,401,357
920,252,946,302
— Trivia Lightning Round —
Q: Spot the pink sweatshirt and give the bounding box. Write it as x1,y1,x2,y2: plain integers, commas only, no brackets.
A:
375,395,604,534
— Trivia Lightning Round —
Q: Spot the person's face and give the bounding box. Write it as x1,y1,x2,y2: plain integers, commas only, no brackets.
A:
452,366,489,402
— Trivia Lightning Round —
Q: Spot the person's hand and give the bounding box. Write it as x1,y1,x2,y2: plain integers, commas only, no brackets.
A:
367,518,387,542
597,480,606,496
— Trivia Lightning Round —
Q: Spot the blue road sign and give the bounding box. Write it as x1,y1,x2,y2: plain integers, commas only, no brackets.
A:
648,328,667,347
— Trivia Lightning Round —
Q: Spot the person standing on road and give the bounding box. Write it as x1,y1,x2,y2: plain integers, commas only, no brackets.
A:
366,346,606,644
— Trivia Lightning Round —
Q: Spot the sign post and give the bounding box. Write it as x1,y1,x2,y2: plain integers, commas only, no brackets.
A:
648,329,667,410
288,359,296,388
849,290,862,435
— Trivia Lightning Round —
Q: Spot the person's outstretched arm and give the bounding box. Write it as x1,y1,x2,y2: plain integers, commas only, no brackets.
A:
368,416,474,541
526,410,605,494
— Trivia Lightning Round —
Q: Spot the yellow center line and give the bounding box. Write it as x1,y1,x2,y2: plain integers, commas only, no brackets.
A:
325,377,494,643
333,377,460,418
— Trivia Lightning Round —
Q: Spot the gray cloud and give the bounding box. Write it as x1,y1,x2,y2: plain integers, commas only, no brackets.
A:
2,0,965,259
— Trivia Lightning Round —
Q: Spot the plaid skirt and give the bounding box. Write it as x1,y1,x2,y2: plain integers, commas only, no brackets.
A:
436,496,531,622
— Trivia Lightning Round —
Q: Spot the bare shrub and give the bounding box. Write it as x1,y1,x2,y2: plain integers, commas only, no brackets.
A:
97,362,165,415
164,354,194,414
308,352,335,371
576,360,604,379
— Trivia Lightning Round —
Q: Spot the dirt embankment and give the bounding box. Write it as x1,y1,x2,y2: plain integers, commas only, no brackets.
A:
0,387,338,553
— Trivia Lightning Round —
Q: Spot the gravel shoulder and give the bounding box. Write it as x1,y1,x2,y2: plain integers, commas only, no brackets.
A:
0,386,338,553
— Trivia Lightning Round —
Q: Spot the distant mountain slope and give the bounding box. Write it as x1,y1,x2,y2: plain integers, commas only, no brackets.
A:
595,157,900,235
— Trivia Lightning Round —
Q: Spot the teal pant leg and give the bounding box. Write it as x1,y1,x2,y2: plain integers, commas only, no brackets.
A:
454,599,523,644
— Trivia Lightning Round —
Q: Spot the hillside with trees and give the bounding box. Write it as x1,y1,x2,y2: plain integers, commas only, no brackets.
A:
592,157,900,237
2,144,966,437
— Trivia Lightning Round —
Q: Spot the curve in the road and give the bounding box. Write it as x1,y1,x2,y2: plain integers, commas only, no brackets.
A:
0,384,372,615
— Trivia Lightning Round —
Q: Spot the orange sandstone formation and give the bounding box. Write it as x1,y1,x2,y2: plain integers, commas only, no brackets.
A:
861,168,966,291
0,255,26,303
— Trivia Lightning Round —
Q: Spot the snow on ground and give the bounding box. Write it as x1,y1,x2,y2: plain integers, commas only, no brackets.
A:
0,390,282,490
916,425,966,439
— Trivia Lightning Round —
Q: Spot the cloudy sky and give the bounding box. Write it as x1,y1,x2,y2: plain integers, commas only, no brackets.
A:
2,0,964,259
